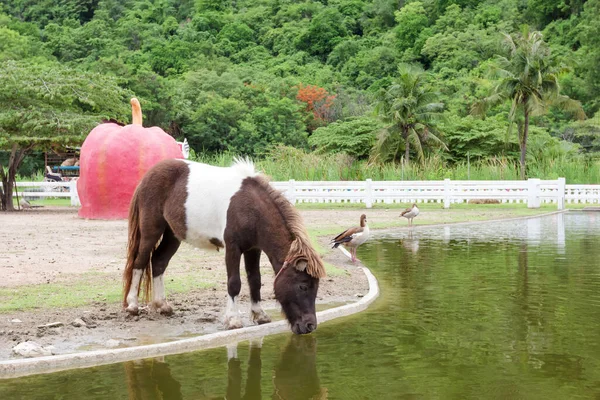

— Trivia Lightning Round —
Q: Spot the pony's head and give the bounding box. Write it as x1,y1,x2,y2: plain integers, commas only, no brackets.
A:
275,235,326,335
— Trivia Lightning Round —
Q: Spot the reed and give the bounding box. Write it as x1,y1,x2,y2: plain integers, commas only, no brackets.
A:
18,147,593,183
191,148,599,183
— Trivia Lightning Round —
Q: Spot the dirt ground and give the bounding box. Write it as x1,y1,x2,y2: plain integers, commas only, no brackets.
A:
0,205,548,360
0,208,374,360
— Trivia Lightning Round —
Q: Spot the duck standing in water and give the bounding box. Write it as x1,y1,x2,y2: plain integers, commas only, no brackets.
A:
400,204,420,226
330,214,370,262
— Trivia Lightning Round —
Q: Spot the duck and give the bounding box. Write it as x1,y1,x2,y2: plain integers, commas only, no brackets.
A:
330,214,370,262
400,204,419,226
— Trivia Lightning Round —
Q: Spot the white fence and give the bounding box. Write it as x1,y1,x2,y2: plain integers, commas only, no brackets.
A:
272,178,571,209
9,181,80,206
5,178,600,210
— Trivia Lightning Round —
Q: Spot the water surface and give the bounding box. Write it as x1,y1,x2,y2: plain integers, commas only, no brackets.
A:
1,212,599,399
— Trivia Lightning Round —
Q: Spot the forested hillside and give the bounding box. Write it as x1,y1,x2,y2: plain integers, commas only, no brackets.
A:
1,0,599,181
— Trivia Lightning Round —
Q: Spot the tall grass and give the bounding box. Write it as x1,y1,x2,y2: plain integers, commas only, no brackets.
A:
191,147,600,183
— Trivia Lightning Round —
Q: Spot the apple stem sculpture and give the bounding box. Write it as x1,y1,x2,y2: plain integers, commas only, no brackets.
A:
77,98,185,219
131,98,143,125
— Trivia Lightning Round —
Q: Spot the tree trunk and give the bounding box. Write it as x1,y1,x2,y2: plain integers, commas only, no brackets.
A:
0,168,6,211
520,109,529,180
0,144,30,212
403,128,410,164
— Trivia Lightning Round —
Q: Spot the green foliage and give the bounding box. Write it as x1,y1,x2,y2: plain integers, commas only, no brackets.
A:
0,26,47,61
169,68,307,155
309,117,382,158
0,60,131,148
394,1,429,55
421,5,498,72
561,112,600,153
573,0,600,114
0,0,598,183
0,59,131,210
441,114,518,161
472,27,584,178
372,65,446,163
296,8,348,60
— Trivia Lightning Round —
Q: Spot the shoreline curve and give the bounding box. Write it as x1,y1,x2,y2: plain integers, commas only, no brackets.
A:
0,266,379,380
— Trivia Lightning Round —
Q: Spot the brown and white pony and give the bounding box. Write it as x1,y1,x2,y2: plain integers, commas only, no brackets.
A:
122,158,326,334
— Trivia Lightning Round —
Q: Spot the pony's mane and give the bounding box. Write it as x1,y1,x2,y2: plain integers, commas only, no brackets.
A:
252,175,326,279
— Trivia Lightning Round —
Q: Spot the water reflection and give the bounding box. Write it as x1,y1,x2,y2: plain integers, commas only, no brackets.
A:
271,335,327,400
121,335,326,400
382,212,568,252
3,212,600,400
398,230,419,254
125,357,182,400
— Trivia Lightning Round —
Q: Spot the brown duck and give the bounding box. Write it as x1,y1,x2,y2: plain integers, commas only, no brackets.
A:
330,214,370,262
400,204,420,226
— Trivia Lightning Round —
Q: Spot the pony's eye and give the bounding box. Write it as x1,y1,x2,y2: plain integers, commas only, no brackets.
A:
299,284,308,292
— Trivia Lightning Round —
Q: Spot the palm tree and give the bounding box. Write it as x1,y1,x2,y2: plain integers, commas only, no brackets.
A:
371,65,446,164
472,27,585,179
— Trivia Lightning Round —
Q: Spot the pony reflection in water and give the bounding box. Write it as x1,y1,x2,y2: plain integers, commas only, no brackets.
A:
225,335,327,400
122,158,326,334
123,336,327,400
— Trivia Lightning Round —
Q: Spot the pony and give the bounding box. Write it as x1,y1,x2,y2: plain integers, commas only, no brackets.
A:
122,158,326,334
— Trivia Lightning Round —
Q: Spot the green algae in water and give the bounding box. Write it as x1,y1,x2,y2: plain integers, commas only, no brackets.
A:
2,212,600,399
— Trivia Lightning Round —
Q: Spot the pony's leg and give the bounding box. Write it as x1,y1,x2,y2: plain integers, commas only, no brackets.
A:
125,269,144,315
245,338,262,399
244,249,271,325
126,236,158,315
225,342,242,400
150,227,180,315
225,246,244,329
126,219,166,315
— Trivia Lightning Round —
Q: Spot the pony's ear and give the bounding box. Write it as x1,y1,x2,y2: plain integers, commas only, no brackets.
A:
295,259,308,272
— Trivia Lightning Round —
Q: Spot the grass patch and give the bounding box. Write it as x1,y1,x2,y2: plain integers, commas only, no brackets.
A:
12,198,71,207
324,262,347,277
0,272,215,313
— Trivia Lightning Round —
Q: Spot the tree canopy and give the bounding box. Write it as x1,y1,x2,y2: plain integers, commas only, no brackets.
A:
0,60,130,210
0,0,598,185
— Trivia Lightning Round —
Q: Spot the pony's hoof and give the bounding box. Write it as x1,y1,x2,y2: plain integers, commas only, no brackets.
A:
252,311,272,325
158,304,173,316
151,301,173,316
225,316,243,330
125,305,139,315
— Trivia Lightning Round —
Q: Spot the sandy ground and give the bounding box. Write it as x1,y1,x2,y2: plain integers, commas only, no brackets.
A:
0,208,371,360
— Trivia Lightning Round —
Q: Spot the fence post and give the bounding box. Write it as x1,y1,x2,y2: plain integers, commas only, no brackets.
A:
70,180,80,206
365,179,373,209
443,178,451,209
557,177,566,210
288,179,296,204
527,178,541,208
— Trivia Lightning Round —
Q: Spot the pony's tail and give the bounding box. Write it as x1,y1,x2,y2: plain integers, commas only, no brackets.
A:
122,187,152,307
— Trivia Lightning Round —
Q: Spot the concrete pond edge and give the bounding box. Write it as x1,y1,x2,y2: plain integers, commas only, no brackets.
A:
0,266,380,380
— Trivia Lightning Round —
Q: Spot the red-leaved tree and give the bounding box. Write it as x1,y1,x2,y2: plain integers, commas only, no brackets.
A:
296,84,336,131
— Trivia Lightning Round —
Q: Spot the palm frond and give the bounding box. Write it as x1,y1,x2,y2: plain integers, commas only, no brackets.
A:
407,128,425,162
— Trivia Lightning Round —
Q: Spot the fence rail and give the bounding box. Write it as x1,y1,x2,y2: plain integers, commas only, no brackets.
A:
4,178,600,209
8,181,79,206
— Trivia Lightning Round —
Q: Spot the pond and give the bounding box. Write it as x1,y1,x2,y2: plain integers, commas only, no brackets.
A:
1,212,599,399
